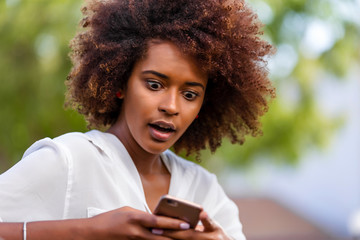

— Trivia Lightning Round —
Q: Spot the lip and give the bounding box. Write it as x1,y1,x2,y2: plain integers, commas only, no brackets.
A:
148,120,176,142
150,120,176,131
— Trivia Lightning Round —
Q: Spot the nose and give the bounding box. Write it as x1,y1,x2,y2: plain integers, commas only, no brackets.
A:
158,89,179,116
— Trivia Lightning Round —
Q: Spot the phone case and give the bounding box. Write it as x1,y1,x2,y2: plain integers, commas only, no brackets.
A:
153,195,202,228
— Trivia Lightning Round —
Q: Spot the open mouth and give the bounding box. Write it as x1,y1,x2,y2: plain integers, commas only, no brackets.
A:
148,123,175,133
148,121,176,142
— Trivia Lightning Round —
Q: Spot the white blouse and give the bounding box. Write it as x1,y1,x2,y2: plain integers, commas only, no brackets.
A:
0,130,245,239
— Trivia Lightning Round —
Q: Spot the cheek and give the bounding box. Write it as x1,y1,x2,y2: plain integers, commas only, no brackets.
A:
179,101,202,127
124,88,155,131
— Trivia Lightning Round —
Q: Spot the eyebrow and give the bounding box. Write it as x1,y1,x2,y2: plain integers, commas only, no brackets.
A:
142,70,205,90
185,81,205,90
142,70,169,80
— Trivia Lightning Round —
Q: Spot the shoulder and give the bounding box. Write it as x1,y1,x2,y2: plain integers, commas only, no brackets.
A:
22,130,105,162
53,131,94,147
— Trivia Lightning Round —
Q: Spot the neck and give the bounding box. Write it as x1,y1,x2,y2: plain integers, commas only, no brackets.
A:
107,119,164,176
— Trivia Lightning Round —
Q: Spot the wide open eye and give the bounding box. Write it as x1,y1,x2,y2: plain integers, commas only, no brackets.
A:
183,91,199,101
146,80,162,90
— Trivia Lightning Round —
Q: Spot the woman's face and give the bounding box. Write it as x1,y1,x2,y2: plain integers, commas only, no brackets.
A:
118,40,207,154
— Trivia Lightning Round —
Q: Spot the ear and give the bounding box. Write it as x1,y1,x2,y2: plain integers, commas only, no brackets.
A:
116,90,124,99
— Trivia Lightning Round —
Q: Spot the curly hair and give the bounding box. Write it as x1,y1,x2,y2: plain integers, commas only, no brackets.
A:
66,0,275,156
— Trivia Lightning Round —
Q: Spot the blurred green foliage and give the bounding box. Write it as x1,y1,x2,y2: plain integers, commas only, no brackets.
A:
0,0,87,171
206,0,360,168
0,0,359,172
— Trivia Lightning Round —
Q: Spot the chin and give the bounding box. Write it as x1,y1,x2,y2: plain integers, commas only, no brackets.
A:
142,140,175,154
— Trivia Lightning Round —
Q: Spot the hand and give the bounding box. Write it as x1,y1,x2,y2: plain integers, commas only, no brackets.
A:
152,211,232,240
86,206,191,240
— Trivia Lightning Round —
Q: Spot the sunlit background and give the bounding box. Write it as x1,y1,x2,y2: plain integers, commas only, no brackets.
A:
1,0,359,239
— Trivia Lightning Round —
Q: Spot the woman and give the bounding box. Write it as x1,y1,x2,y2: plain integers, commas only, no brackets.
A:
0,0,274,239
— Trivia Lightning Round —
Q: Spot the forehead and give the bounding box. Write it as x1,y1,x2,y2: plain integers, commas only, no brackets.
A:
135,40,208,85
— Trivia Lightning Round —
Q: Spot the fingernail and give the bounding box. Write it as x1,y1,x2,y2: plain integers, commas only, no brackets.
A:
180,222,190,229
152,228,164,235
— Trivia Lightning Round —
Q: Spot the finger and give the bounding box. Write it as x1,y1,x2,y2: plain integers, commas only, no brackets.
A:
139,214,190,230
151,228,202,240
129,225,173,240
199,211,216,232
141,228,173,240
152,228,164,235
158,228,198,239
195,224,204,232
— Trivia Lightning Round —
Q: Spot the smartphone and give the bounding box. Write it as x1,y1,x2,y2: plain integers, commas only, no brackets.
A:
153,195,202,228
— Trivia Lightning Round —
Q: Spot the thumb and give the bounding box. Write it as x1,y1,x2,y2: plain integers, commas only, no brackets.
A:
199,211,216,232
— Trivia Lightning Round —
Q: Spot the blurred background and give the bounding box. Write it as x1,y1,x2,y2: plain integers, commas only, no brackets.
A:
0,0,359,239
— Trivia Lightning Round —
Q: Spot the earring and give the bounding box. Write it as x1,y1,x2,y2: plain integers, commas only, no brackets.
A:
116,91,122,98
195,115,199,119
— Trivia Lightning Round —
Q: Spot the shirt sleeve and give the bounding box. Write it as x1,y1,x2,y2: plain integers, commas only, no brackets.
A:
0,138,71,222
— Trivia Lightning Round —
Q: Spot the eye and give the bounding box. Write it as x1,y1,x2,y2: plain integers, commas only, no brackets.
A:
183,91,199,101
146,80,162,91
